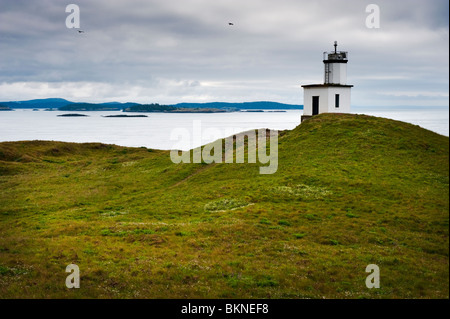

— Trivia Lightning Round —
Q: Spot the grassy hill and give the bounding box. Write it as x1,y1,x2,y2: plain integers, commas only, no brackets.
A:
0,113,448,298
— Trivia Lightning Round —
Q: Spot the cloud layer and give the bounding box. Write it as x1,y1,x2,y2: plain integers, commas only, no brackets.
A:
0,0,448,106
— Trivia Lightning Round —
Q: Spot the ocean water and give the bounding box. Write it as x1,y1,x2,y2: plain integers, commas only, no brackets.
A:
0,107,448,150
353,106,449,138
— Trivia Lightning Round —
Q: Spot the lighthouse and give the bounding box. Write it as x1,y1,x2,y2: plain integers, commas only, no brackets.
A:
301,42,353,122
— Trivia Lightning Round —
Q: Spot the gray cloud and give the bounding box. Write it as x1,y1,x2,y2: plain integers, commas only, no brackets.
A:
0,0,448,106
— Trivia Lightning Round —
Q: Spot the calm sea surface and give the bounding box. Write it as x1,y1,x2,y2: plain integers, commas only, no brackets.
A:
0,107,448,150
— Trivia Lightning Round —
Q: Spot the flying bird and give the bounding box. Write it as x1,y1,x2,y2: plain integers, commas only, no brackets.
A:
228,22,234,26
77,30,85,33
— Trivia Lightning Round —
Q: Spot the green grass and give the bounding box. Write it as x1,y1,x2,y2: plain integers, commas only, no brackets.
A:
0,113,448,298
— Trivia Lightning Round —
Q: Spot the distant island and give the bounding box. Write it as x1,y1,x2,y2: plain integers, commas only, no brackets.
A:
0,104,12,111
122,104,176,112
170,108,227,113
172,101,301,110
59,103,122,111
102,114,148,118
57,113,89,117
1,98,74,109
122,104,230,113
0,98,303,111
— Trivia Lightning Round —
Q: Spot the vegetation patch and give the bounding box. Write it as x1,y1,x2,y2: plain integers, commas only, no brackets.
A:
100,211,128,217
0,265,30,276
204,199,251,212
100,228,155,236
271,184,332,199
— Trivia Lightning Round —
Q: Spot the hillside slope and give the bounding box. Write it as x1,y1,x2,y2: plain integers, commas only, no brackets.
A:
0,113,448,298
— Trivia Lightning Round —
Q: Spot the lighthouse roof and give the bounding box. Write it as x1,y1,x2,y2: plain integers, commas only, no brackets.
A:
323,51,348,63
323,41,348,63
301,84,353,88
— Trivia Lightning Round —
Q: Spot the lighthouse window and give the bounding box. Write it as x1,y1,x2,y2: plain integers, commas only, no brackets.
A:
335,94,340,108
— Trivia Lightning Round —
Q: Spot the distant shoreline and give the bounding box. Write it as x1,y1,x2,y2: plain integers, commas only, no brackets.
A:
0,98,303,111
102,114,148,118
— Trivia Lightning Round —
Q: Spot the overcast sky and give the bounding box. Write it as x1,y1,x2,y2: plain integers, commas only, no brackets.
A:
0,0,448,106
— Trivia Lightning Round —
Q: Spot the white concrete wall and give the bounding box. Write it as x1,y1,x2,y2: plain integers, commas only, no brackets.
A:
337,63,347,85
326,87,351,113
303,86,351,115
303,88,329,116
327,63,347,85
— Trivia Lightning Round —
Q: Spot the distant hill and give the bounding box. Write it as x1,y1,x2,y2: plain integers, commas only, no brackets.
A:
123,104,176,112
99,102,140,107
59,103,122,111
1,99,302,110
1,98,74,109
172,101,302,110
0,99,141,110
123,104,228,113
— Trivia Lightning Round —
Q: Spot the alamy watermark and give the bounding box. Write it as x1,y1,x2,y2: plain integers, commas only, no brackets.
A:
365,264,380,289
169,121,278,174
66,263,80,288
65,4,80,29
366,4,381,29
65,4,380,30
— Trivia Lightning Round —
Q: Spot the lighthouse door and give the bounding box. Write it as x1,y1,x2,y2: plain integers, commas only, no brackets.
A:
312,96,319,115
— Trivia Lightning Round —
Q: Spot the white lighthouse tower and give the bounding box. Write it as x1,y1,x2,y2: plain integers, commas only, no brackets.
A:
301,42,353,122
